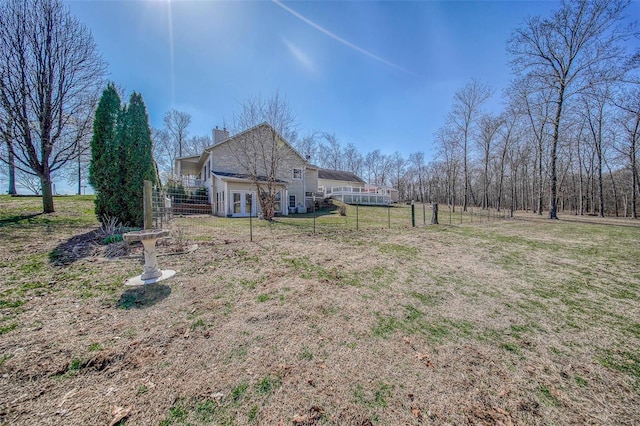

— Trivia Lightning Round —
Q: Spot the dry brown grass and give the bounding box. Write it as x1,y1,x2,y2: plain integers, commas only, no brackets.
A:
0,196,639,425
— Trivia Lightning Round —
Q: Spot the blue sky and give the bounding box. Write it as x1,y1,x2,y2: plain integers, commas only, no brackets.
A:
65,0,637,159
4,0,637,195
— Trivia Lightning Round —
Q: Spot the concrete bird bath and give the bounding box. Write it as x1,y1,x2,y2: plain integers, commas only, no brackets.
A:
123,229,175,286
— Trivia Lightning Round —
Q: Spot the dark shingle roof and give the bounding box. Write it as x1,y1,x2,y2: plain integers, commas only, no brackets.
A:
212,171,287,184
318,169,365,184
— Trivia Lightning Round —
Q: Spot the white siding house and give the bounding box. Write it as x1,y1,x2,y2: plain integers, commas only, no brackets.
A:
175,123,319,217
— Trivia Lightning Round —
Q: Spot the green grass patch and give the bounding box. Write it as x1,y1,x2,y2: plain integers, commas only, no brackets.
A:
0,299,25,309
190,318,206,330
0,322,18,335
88,342,102,352
354,382,393,409
298,346,314,361
231,382,249,401
372,306,461,343
536,384,560,407
597,348,640,390
0,354,14,368
257,294,271,303
377,243,418,259
247,405,258,422
255,374,281,395
574,376,588,387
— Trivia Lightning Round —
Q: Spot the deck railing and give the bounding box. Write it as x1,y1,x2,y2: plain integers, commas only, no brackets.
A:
321,186,392,206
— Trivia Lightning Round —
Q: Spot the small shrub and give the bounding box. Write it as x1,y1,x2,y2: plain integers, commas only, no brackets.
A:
103,234,123,245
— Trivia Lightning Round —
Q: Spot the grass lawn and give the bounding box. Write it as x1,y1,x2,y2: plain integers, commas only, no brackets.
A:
0,195,639,425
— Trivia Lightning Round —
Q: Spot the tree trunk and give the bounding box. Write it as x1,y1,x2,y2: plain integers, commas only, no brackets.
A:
7,142,17,195
537,137,543,215
77,155,82,195
549,89,564,220
595,116,605,218
41,174,54,213
463,136,469,212
632,139,638,219
431,203,438,224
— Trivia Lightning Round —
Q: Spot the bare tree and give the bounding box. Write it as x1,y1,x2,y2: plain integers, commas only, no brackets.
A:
0,0,106,212
343,143,363,177
508,0,635,219
477,113,503,209
446,79,493,211
231,91,298,221
319,133,343,170
390,151,407,198
293,131,320,165
164,109,191,158
512,79,553,215
408,151,427,203
363,150,391,186
495,105,521,212
152,128,174,179
581,80,616,217
186,134,212,156
614,86,640,218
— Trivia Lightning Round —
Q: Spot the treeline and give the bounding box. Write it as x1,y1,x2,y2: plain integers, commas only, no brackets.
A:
297,0,640,219
430,0,640,219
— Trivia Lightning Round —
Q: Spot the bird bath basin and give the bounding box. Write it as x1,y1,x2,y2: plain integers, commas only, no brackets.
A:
123,229,175,286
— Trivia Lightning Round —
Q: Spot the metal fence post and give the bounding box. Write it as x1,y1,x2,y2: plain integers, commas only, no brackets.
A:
388,203,391,229
356,203,359,231
411,203,415,227
250,209,253,242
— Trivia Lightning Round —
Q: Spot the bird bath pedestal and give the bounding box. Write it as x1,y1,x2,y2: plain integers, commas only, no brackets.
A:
123,229,175,286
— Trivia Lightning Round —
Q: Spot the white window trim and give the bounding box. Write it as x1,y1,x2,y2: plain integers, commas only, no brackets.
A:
292,168,303,180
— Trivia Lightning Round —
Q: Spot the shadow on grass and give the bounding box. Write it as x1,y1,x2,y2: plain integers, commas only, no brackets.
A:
0,212,44,227
49,229,102,265
117,284,171,309
284,205,337,219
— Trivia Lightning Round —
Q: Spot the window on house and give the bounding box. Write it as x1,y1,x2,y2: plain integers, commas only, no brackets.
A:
274,191,282,212
289,195,296,208
305,192,313,197
292,168,303,179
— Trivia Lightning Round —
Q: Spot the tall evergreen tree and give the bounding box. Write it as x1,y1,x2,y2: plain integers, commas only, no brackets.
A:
89,84,122,221
120,92,157,227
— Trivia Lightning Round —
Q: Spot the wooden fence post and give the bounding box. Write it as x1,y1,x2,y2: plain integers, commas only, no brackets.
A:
431,203,438,225
143,180,152,230
411,202,415,227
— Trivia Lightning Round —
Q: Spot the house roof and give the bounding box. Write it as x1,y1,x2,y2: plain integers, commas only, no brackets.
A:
318,169,366,184
206,122,306,162
212,171,288,184
176,122,310,174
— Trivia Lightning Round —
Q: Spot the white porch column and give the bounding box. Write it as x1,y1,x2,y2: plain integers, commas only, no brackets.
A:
283,189,289,216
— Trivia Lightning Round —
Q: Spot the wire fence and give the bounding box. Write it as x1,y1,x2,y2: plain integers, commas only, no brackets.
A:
150,182,516,245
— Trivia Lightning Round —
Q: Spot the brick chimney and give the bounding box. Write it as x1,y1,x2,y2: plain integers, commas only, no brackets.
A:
212,126,230,145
